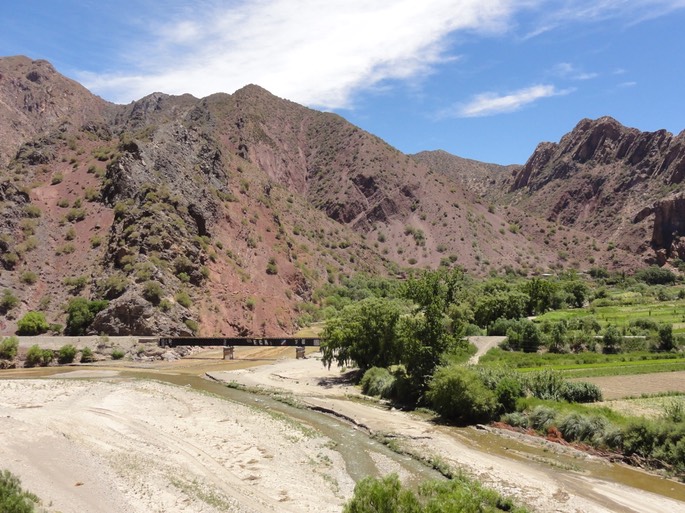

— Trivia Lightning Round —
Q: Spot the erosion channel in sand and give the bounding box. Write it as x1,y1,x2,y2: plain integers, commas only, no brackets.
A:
1,346,684,513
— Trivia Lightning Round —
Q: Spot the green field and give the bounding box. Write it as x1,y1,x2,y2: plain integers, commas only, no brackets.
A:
536,296,685,334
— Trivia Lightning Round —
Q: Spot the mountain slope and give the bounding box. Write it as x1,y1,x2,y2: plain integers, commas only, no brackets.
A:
0,57,678,337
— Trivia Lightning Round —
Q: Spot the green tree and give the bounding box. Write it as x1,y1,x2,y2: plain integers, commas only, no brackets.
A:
522,278,559,315
65,298,108,335
321,297,402,371
16,312,49,335
504,319,540,353
658,323,676,352
602,325,622,354
398,270,465,391
548,321,567,353
635,266,676,285
563,280,588,308
473,291,528,327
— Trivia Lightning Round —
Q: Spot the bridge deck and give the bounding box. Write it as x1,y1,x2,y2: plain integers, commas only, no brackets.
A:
158,337,321,348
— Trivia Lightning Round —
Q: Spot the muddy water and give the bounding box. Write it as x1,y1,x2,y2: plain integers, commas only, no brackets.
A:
444,426,685,503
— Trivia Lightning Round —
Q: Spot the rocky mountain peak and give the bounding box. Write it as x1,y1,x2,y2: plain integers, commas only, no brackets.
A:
512,116,685,192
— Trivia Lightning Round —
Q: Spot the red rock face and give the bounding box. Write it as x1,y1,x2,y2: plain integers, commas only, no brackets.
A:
0,56,681,336
652,195,685,262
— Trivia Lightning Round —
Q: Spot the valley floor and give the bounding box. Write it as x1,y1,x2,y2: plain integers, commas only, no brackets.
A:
1,347,684,513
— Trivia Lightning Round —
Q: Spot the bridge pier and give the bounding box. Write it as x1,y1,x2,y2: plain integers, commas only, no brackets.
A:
223,346,235,360
295,346,305,359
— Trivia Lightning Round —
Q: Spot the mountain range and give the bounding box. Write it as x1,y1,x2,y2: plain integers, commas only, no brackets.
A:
1,56,682,336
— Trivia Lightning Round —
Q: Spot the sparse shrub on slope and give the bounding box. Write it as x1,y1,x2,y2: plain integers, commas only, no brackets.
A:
16,312,49,335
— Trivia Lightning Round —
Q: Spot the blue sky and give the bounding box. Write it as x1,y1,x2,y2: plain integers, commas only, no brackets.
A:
2,1,684,164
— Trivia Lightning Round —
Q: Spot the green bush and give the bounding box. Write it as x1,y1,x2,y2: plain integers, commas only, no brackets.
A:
98,273,128,299
184,319,199,334
24,345,52,367
0,337,19,360
0,289,18,313
495,376,524,413
360,367,395,398
16,312,49,335
66,208,86,222
528,405,556,431
635,266,676,285
427,365,498,423
266,257,278,275
524,370,566,401
344,474,420,513
111,348,126,360
343,473,529,513
560,381,602,403
19,272,38,285
80,347,95,363
558,413,606,443
142,281,164,304
175,290,192,308
0,469,40,513
57,344,77,364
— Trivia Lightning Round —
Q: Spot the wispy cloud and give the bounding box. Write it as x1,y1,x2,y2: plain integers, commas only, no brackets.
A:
448,84,571,118
553,62,598,81
78,0,685,108
523,0,685,34
81,0,519,106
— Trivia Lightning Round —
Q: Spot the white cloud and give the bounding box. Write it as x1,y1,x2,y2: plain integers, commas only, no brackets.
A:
78,0,685,108
81,0,520,106
451,84,571,117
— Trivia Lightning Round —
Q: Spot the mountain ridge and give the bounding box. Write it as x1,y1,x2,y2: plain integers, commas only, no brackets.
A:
0,56,678,336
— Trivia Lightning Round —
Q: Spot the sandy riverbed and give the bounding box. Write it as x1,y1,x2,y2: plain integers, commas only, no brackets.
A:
1,348,685,513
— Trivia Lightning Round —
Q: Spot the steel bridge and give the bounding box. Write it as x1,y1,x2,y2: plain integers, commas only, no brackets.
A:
158,336,321,348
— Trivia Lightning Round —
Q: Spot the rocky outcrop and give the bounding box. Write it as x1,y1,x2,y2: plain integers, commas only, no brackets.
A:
503,117,685,264
90,293,194,336
651,195,685,264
